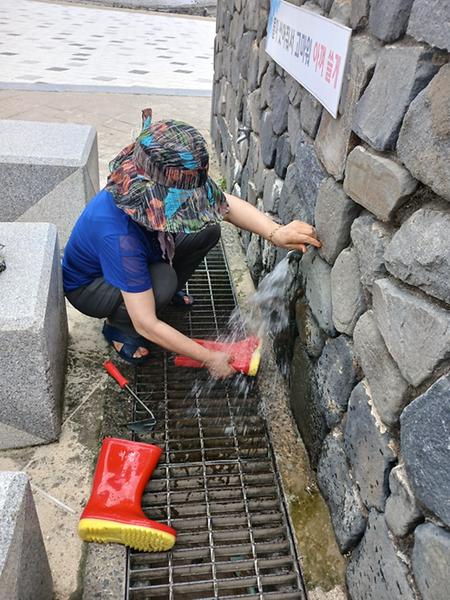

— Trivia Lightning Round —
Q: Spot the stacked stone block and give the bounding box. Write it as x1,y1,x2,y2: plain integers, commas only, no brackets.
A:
0,472,53,599
212,0,450,598
0,119,98,247
0,223,68,449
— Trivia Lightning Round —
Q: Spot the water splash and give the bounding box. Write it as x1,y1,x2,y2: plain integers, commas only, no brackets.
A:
187,251,302,427
232,250,302,338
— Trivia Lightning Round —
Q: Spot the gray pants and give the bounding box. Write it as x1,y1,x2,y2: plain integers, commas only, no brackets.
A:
66,225,221,336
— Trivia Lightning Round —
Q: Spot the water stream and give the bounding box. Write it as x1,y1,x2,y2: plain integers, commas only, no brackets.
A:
187,250,302,415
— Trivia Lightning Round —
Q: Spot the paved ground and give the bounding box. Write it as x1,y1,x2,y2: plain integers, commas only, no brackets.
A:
60,0,217,16
0,0,215,95
0,89,213,600
0,89,213,185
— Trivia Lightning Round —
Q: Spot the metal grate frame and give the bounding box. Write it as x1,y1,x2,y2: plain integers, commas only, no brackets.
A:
126,244,306,600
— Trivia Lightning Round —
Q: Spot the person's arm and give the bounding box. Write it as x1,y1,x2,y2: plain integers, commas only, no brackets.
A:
122,288,235,378
223,192,321,253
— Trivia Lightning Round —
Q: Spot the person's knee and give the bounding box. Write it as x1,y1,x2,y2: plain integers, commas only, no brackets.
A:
203,224,221,249
150,263,177,309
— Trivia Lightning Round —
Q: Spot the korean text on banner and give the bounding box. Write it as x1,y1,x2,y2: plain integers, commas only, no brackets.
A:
266,0,351,118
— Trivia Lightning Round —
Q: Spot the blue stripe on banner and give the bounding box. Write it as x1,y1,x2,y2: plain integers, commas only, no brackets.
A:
268,0,281,38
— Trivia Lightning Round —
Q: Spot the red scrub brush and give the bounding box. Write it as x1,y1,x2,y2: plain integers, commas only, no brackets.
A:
174,336,262,376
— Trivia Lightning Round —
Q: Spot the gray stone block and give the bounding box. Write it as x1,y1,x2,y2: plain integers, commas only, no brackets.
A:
231,182,241,197
274,133,291,178
316,178,361,265
353,45,440,151
278,164,313,224
401,374,450,527
257,7,269,41
385,207,450,304
398,64,450,202
317,34,379,179
271,76,289,135
238,31,256,79
339,33,380,116
0,223,68,449
353,311,409,426
317,0,333,11
0,120,98,247
0,163,75,220
344,146,418,221
300,93,323,139
229,49,239,88
0,472,53,599
288,104,302,155
17,168,96,247
314,110,357,183
290,338,328,467
316,34,379,179
263,171,283,213
304,0,326,15
351,212,394,291
314,336,359,427
350,0,370,28
285,73,303,107
254,159,269,198
248,89,261,135
384,464,422,538
248,42,259,92
258,41,270,87
300,250,336,336
329,0,351,25
344,381,397,510
246,233,263,284
407,0,450,51
331,247,366,335
373,279,450,386
412,523,450,600
369,0,414,42
261,110,277,168
295,296,327,358
244,0,259,31
217,115,232,159
295,132,327,221
317,433,367,552
247,133,259,179
347,511,416,600
260,62,276,109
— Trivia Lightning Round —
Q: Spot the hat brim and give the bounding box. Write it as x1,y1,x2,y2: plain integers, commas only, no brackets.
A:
109,168,229,235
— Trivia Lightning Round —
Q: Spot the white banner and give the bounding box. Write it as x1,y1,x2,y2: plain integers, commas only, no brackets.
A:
266,0,351,118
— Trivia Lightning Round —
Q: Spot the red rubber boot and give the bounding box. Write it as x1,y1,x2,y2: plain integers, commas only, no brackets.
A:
78,437,176,552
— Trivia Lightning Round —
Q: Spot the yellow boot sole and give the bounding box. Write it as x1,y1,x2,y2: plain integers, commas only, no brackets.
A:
78,518,176,552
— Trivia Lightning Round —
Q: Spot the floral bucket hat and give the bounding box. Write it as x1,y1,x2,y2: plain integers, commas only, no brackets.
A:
105,108,229,260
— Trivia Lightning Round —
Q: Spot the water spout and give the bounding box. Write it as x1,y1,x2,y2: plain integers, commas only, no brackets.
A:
287,249,303,264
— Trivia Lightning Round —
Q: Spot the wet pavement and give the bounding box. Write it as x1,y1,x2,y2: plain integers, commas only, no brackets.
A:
0,0,214,95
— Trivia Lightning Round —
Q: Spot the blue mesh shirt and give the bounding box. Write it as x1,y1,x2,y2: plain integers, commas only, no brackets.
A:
62,189,162,293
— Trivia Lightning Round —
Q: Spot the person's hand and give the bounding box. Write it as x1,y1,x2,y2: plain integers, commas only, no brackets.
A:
204,351,235,379
270,220,321,253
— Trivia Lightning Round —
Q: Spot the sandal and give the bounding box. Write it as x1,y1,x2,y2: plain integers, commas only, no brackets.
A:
102,322,151,366
171,289,195,307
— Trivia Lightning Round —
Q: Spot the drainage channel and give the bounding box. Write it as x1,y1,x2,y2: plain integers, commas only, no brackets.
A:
126,244,306,600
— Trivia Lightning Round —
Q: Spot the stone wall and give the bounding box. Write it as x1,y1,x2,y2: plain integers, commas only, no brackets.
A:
212,1,450,598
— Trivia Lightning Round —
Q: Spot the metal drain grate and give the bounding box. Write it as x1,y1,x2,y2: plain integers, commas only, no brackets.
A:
126,244,305,599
